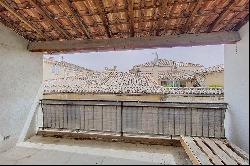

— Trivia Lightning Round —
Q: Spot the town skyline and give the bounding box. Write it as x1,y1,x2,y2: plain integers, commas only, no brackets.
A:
45,45,224,72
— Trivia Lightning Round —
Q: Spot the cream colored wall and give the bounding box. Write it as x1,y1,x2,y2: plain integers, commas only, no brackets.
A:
43,93,162,101
0,24,43,152
224,22,249,152
204,71,224,87
165,95,224,102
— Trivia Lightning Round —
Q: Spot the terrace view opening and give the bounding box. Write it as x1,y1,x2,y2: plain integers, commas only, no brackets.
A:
0,0,249,165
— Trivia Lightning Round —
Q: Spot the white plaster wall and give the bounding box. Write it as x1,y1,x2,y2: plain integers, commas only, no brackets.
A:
0,24,43,152
224,22,249,153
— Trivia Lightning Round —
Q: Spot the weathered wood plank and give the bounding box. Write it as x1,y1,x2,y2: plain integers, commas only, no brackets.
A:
179,109,186,136
80,106,86,130
202,138,238,165
202,109,209,137
55,105,60,129
220,109,225,138
50,107,55,129
174,108,180,136
193,137,224,165
214,139,249,165
168,108,175,136
214,110,222,138
196,109,203,137
63,105,68,129
163,108,170,136
75,106,81,130
43,107,48,128
192,108,198,136
28,32,241,53
185,108,192,136
180,136,213,165
226,141,249,161
208,110,215,138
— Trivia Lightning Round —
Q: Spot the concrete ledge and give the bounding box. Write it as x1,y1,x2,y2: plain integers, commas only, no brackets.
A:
37,129,181,147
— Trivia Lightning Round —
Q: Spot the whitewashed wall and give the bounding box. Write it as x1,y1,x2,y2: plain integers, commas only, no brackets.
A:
224,22,249,152
0,24,43,152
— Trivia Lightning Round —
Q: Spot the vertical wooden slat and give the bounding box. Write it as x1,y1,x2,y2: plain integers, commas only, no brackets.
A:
202,109,209,137
103,106,110,131
43,106,48,128
51,106,55,129
135,106,139,134
214,109,222,138
168,108,175,136
138,107,143,134
175,108,180,136
110,106,117,132
81,106,86,130
191,108,197,136
208,109,215,137
179,108,186,136
85,106,93,131
68,106,72,130
75,106,81,130
221,109,226,138
196,109,203,137
158,108,163,135
152,107,158,135
163,108,170,136
55,105,60,129
185,108,192,136
59,105,64,129
116,105,121,133
141,107,147,134
94,106,101,131
63,105,68,129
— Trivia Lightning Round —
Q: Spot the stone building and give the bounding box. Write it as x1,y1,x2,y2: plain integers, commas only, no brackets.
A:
129,58,203,87
195,64,224,87
43,72,166,101
43,71,224,102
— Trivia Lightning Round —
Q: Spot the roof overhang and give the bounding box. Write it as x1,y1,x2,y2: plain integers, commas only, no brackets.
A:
0,0,248,53
28,31,241,53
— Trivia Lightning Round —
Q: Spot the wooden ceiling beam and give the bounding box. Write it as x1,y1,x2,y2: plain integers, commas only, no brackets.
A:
183,0,204,33
156,0,172,36
13,0,204,11
233,14,249,31
28,31,241,53
93,0,112,38
29,12,223,26
29,0,71,40
61,0,92,39
0,0,47,40
207,0,236,32
127,0,135,37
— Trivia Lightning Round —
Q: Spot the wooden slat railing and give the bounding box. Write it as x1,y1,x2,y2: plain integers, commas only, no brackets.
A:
40,99,227,138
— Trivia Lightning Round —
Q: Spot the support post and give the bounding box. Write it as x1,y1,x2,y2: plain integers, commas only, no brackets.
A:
121,101,124,137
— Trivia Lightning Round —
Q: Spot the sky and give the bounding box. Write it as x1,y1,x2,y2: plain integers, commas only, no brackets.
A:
45,45,224,72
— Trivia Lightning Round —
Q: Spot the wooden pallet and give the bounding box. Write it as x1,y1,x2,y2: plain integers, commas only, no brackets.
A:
181,136,249,165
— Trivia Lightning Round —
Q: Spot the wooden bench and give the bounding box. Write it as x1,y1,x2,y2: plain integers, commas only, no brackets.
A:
181,136,249,165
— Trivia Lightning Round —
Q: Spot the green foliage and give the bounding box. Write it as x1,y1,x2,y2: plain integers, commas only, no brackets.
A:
162,83,173,88
208,84,224,88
